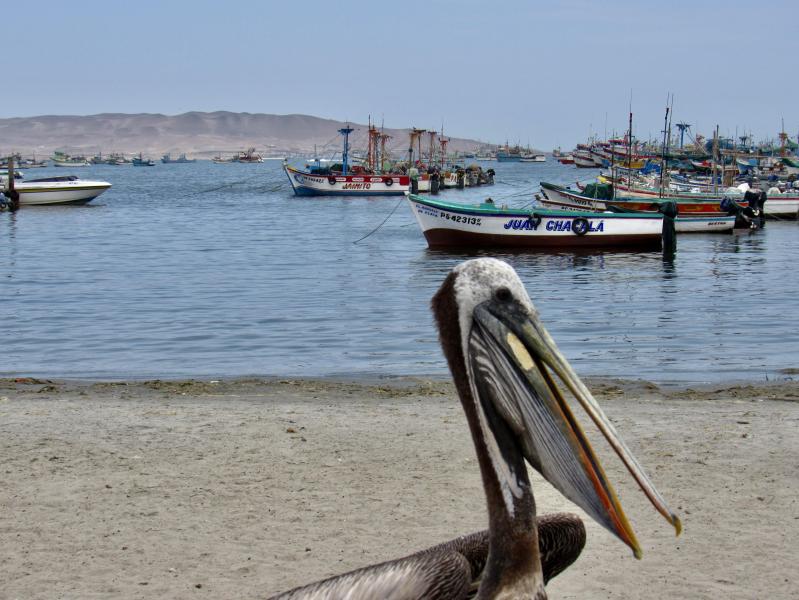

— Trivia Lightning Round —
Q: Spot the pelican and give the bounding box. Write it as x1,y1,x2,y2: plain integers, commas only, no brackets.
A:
270,258,681,599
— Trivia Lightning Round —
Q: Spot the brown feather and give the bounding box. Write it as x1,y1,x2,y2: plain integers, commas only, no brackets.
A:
269,514,585,599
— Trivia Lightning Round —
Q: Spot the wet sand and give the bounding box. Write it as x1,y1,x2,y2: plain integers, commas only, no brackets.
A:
1,376,798,599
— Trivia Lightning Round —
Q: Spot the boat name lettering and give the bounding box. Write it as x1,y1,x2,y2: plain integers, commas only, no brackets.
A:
504,218,540,231
415,204,439,218
341,183,371,190
443,212,481,226
293,174,325,184
414,204,439,217
544,219,604,232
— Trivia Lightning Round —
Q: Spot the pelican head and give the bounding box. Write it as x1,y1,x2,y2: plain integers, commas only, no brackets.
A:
432,258,681,566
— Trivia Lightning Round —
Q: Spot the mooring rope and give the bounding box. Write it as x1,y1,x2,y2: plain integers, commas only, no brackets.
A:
174,173,270,199
352,196,405,244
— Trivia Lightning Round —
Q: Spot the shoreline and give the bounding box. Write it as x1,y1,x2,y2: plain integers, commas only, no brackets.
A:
2,377,798,598
3,371,798,391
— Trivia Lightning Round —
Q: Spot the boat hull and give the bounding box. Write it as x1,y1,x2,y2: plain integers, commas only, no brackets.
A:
539,182,736,231
52,160,90,167
614,182,799,217
14,180,112,205
285,165,409,196
407,194,663,250
573,153,598,168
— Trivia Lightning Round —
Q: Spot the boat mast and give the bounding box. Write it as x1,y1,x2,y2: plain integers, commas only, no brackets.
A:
379,132,391,173
659,100,669,198
367,118,380,173
408,128,426,168
712,125,719,195
659,94,674,198
339,126,354,176
779,118,787,157
610,129,616,202
627,104,633,172
367,115,373,172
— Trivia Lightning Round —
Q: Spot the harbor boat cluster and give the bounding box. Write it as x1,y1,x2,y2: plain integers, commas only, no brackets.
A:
284,124,496,197
213,147,265,163
3,117,798,256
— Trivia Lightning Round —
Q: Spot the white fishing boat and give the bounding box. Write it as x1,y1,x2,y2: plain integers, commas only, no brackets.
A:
285,163,409,196
573,150,598,168
51,151,90,167
2,175,111,205
407,194,664,250
520,154,546,162
52,158,90,167
284,126,410,196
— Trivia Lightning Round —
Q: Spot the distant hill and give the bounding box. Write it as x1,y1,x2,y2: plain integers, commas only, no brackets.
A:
0,112,491,158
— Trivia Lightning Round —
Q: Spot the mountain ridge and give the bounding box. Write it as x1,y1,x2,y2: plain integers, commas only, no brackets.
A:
0,111,494,157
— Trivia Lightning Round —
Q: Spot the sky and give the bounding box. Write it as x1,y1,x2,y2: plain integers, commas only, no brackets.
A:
4,0,797,149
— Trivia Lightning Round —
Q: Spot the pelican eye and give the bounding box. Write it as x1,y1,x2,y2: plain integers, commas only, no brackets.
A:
494,287,513,303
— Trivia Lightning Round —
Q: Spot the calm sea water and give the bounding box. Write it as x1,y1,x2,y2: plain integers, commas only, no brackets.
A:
1,159,797,384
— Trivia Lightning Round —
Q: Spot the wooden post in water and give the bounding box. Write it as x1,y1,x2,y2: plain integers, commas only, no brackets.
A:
6,155,19,211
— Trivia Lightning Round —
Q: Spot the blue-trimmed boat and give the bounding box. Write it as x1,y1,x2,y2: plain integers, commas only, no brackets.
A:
407,194,664,250
284,127,409,196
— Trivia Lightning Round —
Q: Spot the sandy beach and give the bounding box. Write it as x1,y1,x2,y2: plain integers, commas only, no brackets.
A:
1,376,797,599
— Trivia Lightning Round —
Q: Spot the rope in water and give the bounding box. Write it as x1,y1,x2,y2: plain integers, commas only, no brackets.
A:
175,173,267,199
352,196,405,244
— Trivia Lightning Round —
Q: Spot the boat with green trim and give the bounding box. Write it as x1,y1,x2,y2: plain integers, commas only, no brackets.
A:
538,182,737,232
406,193,664,250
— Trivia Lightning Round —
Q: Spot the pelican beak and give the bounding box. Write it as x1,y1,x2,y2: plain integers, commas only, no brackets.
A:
470,299,681,558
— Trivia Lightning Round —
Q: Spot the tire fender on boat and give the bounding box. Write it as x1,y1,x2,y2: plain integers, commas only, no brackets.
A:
385,177,393,186
572,217,589,236
328,176,336,185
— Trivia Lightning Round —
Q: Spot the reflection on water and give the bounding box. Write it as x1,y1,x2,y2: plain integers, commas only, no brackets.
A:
0,160,797,384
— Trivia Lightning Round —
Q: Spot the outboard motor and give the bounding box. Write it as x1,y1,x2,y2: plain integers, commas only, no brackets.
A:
721,197,751,229
657,201,678,255
723,191,766,230
742,189,767,229
753,190,767,228
430,171,440,195
486,168,495,184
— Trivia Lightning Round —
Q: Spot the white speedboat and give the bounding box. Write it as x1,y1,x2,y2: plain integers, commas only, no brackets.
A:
2,175,111,205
